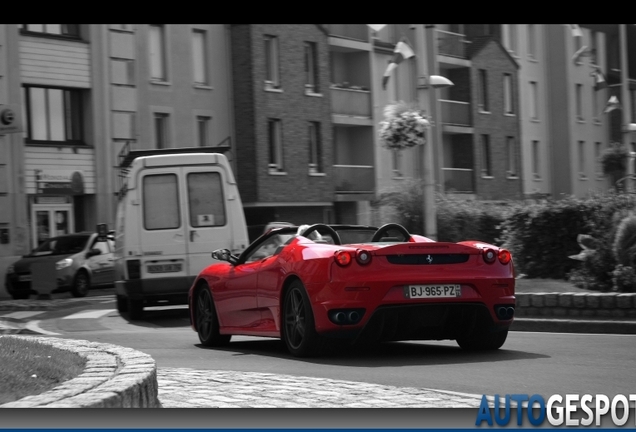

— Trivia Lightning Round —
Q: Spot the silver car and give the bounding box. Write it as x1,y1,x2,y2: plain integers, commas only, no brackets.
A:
4,232,115,299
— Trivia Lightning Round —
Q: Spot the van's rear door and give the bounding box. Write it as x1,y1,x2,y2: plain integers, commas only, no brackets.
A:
183,167,233,277
138,169,188,281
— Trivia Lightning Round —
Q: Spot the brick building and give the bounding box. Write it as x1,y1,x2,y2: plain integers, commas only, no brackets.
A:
229,24,334,240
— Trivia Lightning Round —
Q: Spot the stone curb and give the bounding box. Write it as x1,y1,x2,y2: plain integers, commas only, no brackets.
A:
0,335,161,408
515,292,636,320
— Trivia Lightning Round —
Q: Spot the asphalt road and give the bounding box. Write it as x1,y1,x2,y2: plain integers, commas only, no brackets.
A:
25,294,636,400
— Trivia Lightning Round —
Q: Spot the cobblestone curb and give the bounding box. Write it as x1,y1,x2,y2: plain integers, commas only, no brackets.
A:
516,292,636,319
0,335,161,408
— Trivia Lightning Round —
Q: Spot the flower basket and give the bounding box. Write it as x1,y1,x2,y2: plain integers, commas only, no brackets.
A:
379,101,429,151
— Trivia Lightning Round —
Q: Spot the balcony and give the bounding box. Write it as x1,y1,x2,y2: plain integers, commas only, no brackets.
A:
442,168,475,193
331,86,372,118
324,24,369,42
440,100,471,127
334,165,375,195
437,30,470,59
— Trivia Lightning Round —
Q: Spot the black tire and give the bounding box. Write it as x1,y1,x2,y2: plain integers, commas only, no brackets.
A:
282,280,321,357
128,298,144,320
116,295,128,313
195,286,231,347
71,270,90,298
456,329,508,351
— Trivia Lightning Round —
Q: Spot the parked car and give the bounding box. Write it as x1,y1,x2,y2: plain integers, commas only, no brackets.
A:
5,231,115,299
188,223,516,357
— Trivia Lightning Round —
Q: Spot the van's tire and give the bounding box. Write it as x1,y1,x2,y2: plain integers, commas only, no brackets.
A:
71,270,90,298
195,286,231,347
127,298,144,320
116,295,128,313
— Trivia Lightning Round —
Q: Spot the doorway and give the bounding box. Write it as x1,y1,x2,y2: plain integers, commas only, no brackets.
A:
31,204,74,248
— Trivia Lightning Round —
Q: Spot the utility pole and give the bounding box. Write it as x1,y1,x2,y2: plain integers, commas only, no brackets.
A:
619,24,634,192
414,24,437,240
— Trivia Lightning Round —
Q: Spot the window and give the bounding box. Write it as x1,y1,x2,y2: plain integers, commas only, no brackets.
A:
187,172,226,227
504,74,514,115
268,119,284,173
506,136,517,177
149,25,168,81
154,113,170,149
20,24,80,38
308,122,322,174
478,69,489,112
532,140,541,179
392,149,403,177
305,42,319,93
595,142,603,175
527,25,536,59
529,81,538,120
192,29,208,85
590,31,598,65
502,24,517,55
576,84,583,120
143,174,180,230
23,86,83,143
197,116,211,147
592,87,599,119
481,135,492,177
264,35,280,89
579,140,586,177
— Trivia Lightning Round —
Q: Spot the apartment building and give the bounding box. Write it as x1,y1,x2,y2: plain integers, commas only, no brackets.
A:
372,24,523,202
229,25,334,240
0,24,235,274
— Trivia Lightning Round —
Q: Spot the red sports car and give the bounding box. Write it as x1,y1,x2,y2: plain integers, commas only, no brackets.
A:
188,223,515,357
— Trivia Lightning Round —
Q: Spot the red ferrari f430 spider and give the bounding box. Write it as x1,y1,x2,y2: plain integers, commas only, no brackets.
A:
188,223,515,357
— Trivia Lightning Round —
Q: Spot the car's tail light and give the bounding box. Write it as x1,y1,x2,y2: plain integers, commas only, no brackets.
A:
498,249,512,265
126,259,141,279
482,248,496,264
356,249,372,265
334,250,352,267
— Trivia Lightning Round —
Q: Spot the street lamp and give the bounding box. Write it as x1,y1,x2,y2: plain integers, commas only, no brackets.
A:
414,24,453,240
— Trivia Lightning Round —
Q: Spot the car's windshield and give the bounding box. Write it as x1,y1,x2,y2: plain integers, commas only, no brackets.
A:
30,234,90,256
335,229,376,244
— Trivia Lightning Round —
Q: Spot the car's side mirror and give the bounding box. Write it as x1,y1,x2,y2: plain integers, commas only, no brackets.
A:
211,248,237,265
86,248,102,258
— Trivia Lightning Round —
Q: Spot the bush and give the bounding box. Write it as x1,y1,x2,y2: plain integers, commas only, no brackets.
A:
613,214,636,267
612,264,636,292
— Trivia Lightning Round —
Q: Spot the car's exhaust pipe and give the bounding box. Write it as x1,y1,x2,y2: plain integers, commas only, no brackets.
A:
329,309,365,325
496,306,515,320
347,311,360,323
334,312,347,323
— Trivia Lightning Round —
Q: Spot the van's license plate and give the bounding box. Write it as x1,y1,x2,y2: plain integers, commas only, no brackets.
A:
405,284,461,299
147,264,182,273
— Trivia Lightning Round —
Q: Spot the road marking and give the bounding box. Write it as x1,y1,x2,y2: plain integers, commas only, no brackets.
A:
25,320,60,335
62,309,116,320
0,311,46,319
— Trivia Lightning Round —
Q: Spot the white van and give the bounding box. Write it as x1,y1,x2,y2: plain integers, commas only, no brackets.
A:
113,150,248,320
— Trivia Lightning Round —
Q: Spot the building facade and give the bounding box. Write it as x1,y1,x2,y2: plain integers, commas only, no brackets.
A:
0,24,235,275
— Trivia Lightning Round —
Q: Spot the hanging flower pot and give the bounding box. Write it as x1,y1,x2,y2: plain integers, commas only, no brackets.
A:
379,101,430,151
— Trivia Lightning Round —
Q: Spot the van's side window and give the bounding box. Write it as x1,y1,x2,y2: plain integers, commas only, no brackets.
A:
187,172,226,227
143,174,181,230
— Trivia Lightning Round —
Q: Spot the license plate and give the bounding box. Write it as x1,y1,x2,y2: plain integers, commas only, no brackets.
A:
147,263,182,273
19,275,32,282
405,284,461,299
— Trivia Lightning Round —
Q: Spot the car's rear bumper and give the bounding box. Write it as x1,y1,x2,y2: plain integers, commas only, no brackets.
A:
317,302,511,342
307,278,515,339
